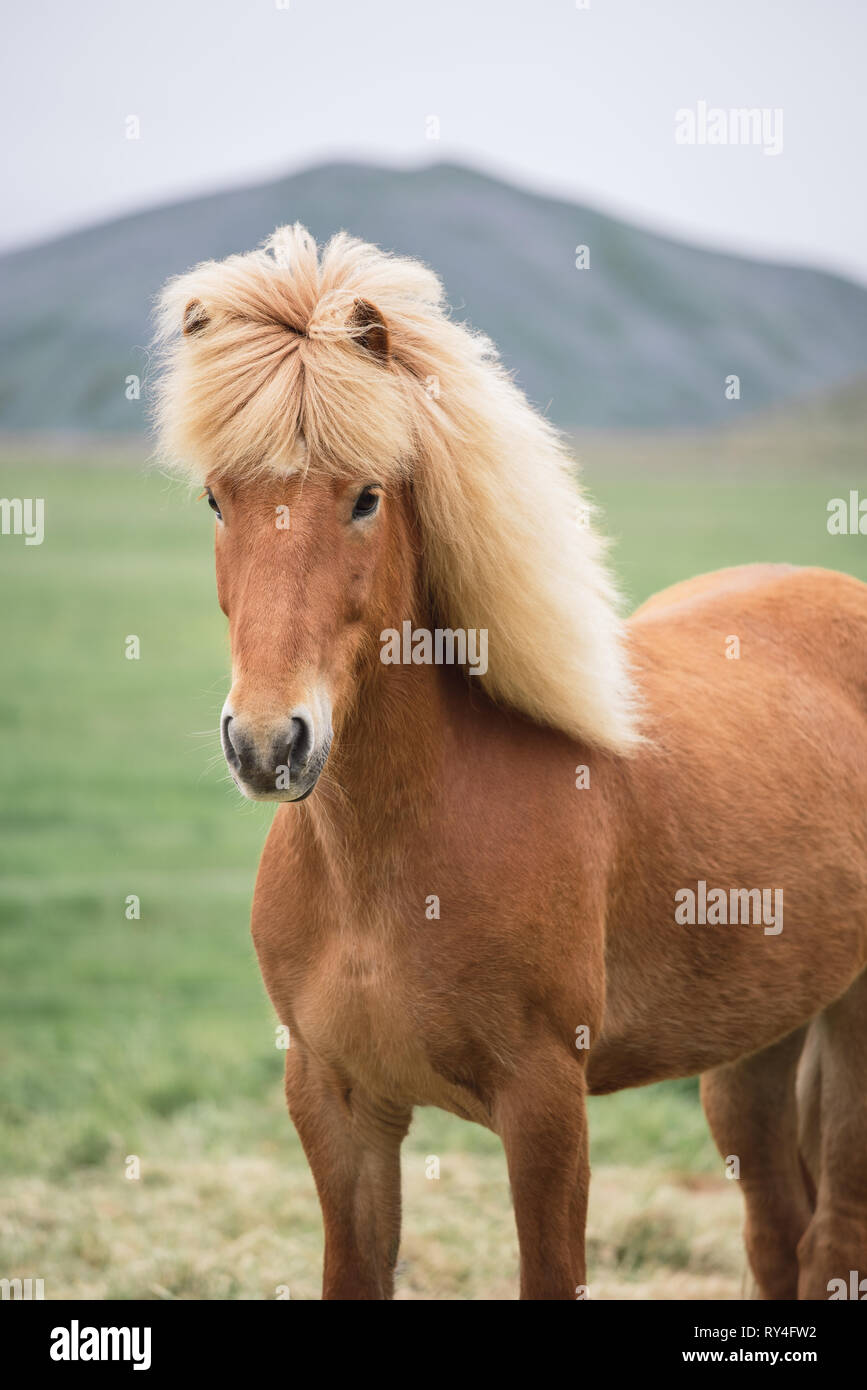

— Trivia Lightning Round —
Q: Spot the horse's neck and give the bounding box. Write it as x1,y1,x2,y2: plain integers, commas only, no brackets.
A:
305,635,449,861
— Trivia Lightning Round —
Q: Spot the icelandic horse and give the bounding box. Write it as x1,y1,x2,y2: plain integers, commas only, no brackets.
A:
154,226,867,1300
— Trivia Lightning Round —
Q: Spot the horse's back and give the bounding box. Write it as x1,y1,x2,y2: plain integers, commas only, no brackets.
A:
632,561,867,627
631,562,799,620
630,563,867,704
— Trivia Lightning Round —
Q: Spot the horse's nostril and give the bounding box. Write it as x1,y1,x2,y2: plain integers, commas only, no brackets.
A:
221,712,241,768
287,713,313,771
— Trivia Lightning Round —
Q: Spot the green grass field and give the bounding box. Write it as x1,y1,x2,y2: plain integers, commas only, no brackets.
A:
1,437,865,1298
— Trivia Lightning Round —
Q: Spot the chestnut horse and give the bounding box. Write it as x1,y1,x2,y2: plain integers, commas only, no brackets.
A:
155,226,867,1300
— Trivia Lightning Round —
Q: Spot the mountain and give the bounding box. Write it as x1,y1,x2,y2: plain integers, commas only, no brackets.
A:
1,160,866,433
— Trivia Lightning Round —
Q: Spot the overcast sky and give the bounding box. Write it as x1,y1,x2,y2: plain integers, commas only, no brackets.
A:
3,0,865,283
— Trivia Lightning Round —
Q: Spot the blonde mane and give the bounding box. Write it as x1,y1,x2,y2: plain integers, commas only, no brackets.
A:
153,224,640,752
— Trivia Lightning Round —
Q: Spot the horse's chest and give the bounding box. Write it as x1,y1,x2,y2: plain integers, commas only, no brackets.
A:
268,927,498,1116
290,935,426,1083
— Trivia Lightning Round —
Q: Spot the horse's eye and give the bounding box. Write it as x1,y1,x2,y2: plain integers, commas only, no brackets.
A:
205,487,222,521
352,486,380,520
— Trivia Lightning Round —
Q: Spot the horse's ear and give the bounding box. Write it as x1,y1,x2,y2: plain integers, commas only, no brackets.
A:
348,298,390,364
183,298,209,336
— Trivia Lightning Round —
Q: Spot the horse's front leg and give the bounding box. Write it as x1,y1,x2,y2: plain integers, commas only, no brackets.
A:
495,1049,590,1300
284,1047,411,1300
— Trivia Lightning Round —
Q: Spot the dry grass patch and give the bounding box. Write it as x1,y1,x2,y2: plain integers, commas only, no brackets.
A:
1,1153,745,1301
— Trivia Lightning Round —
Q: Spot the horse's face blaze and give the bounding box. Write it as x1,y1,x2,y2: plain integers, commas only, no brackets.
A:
211,470,394,803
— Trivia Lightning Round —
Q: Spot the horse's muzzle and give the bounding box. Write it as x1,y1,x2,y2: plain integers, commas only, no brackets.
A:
220,701,332,802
